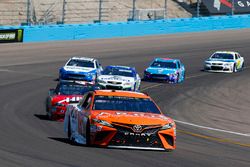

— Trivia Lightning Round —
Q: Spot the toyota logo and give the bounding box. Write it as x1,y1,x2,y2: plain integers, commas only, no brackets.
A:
132,125,143,133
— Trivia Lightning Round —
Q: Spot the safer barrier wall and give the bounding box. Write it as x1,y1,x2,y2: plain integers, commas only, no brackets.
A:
1,15,250,42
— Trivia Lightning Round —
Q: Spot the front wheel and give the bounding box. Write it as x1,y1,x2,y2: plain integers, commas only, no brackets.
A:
233,64,237,73
85,120,91,146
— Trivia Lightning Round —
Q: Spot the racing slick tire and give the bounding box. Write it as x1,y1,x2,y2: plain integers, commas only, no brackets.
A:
233,64,237,73
241,62,245,71
67,117,71,139
175,73,180,84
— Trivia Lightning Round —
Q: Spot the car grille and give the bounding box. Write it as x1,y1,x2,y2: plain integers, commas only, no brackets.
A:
211,66,223,70
212,63,223,65
107,81,122,85
106,85,123,90
151,74,169,80
109,123,163,148
67,73,86,79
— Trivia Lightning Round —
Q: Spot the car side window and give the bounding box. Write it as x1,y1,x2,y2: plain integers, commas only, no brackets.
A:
95,61,99,69
78,94,88,108
81,93,93,109
235,54,238,59
177,61,181,69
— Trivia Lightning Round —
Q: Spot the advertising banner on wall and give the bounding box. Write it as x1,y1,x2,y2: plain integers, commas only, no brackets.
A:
0,29,23,43
202,0,250,14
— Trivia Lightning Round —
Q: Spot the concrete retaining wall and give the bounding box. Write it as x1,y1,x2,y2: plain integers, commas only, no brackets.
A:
1,15,250,42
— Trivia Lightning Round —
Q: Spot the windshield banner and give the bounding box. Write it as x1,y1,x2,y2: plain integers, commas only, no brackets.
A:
202,0,250,14
0,29,23,43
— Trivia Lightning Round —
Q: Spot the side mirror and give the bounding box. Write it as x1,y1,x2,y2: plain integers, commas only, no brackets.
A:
49,89,55,95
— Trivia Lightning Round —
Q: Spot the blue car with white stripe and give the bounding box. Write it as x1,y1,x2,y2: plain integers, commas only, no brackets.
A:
144,58,185,83
59,57,103,82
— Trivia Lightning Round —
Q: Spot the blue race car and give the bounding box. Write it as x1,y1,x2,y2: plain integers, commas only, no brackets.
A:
59,57,103,82
144,58,185,83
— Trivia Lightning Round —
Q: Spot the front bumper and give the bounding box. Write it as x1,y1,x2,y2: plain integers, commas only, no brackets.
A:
144,73,178,83
204,64,233,73
98,82,133,91
51,106,67,120
90,123,176,150
60,71,95,82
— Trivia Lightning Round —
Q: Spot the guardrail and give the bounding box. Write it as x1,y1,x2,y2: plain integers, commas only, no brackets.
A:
1,14,250,43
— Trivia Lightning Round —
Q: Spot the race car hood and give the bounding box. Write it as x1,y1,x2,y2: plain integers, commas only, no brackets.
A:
98,75,135,83
145,67,177,75
206,59,235,63
51,95,82,105
63,66,96,73
93,110,173,126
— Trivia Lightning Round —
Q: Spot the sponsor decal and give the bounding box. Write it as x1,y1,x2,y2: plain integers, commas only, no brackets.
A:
58,96,82,103
0,29,23,43
124,132,152,137
203,0,250,14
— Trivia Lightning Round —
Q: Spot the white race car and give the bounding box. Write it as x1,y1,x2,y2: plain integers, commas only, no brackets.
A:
204,51,244,73
97,65,141,91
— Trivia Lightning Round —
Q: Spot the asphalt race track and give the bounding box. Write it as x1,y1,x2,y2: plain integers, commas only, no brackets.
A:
0,29,250,167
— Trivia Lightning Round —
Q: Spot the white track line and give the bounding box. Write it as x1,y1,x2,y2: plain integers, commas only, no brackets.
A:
175,120,250,137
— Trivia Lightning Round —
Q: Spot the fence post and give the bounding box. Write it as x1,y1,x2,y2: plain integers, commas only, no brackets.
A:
62,0,66,24
132,0,136,20
164,0,168,18
26,0,31,24
231,0,235,15
197,0,200,17
98,0,103,22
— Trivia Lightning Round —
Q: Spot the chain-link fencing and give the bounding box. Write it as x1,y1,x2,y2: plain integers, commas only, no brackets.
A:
1,0,246,26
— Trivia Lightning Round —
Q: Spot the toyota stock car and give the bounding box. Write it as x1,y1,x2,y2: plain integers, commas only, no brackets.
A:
46,80,100,121
64,90,176,151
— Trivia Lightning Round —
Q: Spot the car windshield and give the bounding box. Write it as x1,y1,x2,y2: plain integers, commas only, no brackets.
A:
150,61,177,69
93,96,161,114
102,67,135,77
211,53,234,60
58,84,94,95
67,59,95,68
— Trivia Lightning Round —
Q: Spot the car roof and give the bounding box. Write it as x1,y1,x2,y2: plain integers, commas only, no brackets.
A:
214,51,238,55
70,57,95,62
107,65,135,70
93,90,150,99
154,58,179,62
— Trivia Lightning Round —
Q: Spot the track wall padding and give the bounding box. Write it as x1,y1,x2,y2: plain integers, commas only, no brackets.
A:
1,15,250,42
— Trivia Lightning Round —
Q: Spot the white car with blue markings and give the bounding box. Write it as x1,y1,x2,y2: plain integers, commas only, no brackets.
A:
97,65,141,91
204,51,244,73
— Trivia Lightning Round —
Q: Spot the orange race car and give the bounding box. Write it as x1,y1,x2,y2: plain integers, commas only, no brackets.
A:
64,90,176,151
